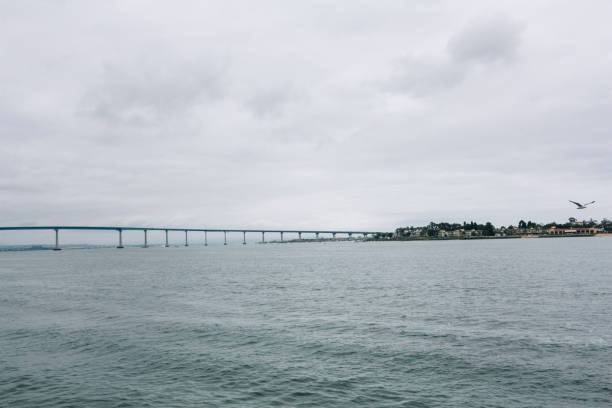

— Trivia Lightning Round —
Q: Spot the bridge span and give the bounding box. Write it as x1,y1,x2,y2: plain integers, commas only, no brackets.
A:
0,226,386,250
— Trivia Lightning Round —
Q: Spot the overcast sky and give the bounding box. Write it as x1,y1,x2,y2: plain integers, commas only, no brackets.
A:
2,0,612,235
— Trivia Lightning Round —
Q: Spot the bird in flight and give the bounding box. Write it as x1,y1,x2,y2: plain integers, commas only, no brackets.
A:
569,200,595,209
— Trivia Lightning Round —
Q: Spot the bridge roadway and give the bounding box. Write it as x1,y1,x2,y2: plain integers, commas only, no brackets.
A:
0,226,386,250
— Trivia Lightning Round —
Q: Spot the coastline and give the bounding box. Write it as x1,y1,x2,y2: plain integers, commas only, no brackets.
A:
370,234,603,242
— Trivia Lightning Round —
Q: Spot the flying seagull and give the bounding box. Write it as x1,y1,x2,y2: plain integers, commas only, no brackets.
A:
569,200,595,209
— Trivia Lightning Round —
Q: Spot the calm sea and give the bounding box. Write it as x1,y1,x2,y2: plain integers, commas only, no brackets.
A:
1,239,611,407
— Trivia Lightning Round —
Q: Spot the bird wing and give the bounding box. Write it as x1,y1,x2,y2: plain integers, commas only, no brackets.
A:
569,200,582,206
586,201,595,206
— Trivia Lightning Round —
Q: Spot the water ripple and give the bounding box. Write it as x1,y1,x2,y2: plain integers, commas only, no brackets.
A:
1,240,611,407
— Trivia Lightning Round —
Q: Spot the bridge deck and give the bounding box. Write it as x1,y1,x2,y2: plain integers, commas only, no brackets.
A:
0,226,384,234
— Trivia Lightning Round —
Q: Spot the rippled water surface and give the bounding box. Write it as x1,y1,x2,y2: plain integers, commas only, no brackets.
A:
1,239,611,407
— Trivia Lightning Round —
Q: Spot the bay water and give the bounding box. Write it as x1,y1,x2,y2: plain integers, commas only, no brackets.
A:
1,239,611,407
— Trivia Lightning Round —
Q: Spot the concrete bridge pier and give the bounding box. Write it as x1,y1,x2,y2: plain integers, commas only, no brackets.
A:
333,232,336,239
280,231,284,242
165,230,169,247
53,228,61,251
348,232,353,239
243,231,246,245
298,232,302,240
261,231,265,243
224,231,227,245
117,229,124,248
316,232,319,239
204,231,208,246
144,230,148,248
185,230,189,246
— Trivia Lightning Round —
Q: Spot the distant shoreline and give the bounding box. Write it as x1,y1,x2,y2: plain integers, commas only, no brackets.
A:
373,234,603,242
1,234,608,252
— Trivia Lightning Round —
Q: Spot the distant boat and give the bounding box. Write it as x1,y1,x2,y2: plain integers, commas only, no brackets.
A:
569,200,595,209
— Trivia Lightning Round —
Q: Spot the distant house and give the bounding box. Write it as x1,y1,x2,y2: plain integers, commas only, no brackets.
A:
548,226,598,235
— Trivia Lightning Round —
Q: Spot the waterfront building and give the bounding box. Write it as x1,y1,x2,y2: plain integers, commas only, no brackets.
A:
547,226,598,235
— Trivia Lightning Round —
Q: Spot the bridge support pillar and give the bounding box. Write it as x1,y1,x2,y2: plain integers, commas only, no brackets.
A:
298,232,302,240
280,231,284,242
204,231,208,246
224,231,227,245
53,229,61,251
185,230,189,246
333,232,336,239
165,230,169,247
117,229,124,248
144,230,148,248
261,231,265,244
243,231,246,245
316,232,319,239
348,232,352,239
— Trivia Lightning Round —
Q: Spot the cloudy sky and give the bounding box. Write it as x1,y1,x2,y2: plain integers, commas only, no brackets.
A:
2,0,612,236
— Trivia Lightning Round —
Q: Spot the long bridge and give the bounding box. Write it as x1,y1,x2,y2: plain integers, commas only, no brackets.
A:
0,226,387,250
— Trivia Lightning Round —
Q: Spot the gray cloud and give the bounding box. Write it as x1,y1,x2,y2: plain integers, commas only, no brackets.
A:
79,57,227,126
386,14,523,97
244,86,297,118
447,14,523,63
386,56,466,96
1,0,612,243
